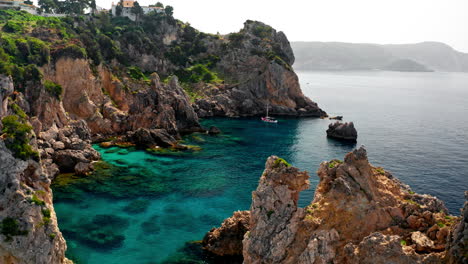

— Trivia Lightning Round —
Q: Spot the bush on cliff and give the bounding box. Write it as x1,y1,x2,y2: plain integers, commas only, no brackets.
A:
175,64,221,84
1,114,39,160
44,80,63,99
1,217,28,241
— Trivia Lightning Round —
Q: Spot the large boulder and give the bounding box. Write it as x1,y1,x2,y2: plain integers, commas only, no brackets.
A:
126,128,178,148
326,121,358,141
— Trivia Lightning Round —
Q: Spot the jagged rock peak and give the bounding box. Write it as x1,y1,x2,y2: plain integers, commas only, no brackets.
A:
205,147,465,264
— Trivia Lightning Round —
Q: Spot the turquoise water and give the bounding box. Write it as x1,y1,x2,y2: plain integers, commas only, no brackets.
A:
52,71,468,263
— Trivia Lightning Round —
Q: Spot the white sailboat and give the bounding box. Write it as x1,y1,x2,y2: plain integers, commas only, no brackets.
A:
261,102,278,123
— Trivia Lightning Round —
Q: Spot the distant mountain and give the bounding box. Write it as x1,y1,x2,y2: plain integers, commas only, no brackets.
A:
382,59,432,72
291,41,468,72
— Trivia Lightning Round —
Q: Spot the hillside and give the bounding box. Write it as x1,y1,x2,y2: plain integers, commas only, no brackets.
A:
291,41,468,72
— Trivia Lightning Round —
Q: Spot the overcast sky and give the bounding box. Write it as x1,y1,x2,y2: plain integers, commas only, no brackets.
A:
95,0,468,52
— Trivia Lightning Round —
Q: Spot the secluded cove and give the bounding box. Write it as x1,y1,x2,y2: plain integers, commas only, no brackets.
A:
52,71,468,263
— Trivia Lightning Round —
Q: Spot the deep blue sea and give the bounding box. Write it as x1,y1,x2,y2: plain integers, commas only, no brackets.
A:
52,71,468,264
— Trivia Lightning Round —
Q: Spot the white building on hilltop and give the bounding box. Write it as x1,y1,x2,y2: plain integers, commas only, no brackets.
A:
0,0,37,14
111,0,163,21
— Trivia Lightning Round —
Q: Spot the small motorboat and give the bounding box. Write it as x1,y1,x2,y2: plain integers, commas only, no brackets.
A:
261,103,278,123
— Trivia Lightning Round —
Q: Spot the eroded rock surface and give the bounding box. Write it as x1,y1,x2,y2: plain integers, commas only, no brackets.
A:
193,21,326,118
0,142,70,264
203,210,250,256
326,121,358,141
207,147,465,264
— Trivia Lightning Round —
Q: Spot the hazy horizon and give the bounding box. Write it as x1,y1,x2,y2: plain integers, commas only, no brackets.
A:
76,0,468,53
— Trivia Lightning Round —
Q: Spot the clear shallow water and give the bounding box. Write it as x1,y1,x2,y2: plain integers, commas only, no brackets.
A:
52,71,468,263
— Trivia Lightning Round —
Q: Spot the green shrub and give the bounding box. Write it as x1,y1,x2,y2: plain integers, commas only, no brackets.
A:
273,158,291,168
127,66,146,80
31,194,45,206
375,167,385,175
252,24,272,38
42,208,51,218
52,44,86,61
400,240,407,246
1,115,38,160
42,217,51,226
328,159,343,169
176,64,221,84
49,233,56,240
228,32,244,47
1,217,28,241
2,20,26,33
27,38,50,65
44,80,62,99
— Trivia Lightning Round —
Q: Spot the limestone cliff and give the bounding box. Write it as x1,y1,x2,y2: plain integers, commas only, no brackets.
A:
194,21,326,118
0,141,70,264
204,148,466,263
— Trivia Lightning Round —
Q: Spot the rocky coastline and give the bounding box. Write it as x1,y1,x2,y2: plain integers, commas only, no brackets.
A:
0,9,465,264
203,147,467,263
0,9,327,262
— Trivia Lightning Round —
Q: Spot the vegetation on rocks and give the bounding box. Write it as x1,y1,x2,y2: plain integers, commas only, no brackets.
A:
273,157,291,168
1,112,38,160
44,80,62,99
1,217,28,241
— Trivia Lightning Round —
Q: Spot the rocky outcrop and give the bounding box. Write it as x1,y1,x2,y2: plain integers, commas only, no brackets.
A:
37,120,100,175
0,141,70,264
194,21,326,118
0,75,14,118
326,121,358,141
206,147,465,263
203,210,250,256
126,128,178,148
446,192,468,263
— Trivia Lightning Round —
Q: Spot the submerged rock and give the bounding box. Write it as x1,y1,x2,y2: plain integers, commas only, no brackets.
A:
208,126,222,135
326,121,358,141
126,128,178,148
206,147,465,263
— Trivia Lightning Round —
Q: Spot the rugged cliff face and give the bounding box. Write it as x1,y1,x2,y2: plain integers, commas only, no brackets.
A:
204,148,466,263
194,21,326,117
0,141,70,264
40,58,200,136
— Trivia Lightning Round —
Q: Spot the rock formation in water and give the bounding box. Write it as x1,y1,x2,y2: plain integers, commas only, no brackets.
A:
204,147,466,263
326,121,358,141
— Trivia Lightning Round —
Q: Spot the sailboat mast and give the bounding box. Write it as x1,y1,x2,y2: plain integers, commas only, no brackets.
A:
266,102,269,117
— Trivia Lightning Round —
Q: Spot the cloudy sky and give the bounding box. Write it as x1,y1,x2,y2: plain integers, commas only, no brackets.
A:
95,0,468,52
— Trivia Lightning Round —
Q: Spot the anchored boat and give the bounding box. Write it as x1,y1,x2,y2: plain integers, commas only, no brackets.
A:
261,103,278,123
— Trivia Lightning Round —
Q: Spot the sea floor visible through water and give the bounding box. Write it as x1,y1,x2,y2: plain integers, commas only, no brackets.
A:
52,70,468,264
